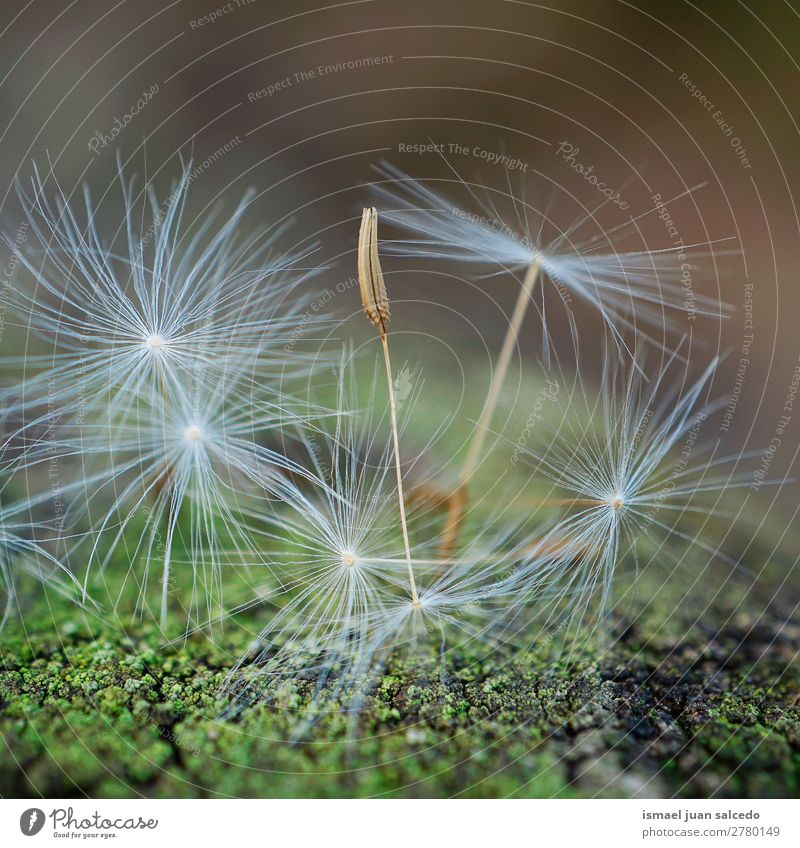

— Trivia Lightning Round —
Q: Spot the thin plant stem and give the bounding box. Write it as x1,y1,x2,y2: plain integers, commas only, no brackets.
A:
440,257,542,555
156,360,174,629
381,329,419,604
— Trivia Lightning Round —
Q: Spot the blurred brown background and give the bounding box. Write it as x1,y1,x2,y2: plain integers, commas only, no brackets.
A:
1,0,798,517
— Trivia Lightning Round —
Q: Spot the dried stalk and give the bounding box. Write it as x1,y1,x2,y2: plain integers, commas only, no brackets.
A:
358,207,419,605
440,257,542,556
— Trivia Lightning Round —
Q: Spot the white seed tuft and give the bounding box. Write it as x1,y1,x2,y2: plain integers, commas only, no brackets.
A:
184,424,203,443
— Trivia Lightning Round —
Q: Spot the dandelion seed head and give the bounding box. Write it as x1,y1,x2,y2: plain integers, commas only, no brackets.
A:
6,159,327,442
510,348,757,638
340,549,358,569
371,162,733,353
183,424,203,443
31,360,325,631
144,333,164,351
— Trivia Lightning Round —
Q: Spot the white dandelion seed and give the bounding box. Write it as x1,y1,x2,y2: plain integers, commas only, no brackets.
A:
221,355,429,708
2,158,324,443
221,355,529,722
509,349,755,634
15,357,330,630
372,161,732,350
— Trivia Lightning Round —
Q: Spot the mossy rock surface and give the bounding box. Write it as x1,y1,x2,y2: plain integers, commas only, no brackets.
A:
2,600,798,798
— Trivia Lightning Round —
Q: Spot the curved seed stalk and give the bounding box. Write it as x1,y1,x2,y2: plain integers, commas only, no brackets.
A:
440,257,542,556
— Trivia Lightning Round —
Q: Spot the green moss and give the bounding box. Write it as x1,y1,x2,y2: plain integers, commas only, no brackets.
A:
2,522,799,799
2,597,799,798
